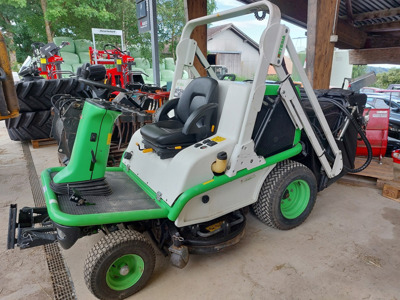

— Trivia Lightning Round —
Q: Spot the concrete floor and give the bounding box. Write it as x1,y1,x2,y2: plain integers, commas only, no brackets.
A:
1,121,400,299
0,123,53,299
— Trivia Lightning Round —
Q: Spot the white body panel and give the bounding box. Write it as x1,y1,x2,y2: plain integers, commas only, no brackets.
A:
175,165,274,227
123,80,255,205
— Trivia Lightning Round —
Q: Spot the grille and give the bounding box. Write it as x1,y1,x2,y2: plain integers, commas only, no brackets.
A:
23,142,76,300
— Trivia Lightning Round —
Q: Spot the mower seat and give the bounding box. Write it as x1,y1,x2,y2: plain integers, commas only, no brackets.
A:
140,77,219,159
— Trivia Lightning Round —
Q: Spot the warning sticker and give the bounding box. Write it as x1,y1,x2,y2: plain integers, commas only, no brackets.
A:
372,113,388,118
211,136,226,143
206,221,223,232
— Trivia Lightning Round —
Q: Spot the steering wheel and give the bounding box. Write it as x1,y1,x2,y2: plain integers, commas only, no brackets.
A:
103,43,125,56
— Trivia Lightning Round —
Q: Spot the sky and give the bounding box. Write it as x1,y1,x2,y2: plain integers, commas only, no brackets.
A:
213,0,397,69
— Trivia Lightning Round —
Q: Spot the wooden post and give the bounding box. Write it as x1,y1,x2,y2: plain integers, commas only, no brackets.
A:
306,0,340,89
0,32,19,119
184,0,207,77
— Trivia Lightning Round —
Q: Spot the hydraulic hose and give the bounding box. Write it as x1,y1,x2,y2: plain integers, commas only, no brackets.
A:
319,98,372,173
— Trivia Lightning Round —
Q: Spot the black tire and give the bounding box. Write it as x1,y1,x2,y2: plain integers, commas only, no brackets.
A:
252,160,317,230
15,78,87,112
5,110,52,141
84,229,156,300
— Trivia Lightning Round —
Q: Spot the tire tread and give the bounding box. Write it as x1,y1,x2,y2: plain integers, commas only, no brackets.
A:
84,229,155,300
252,160,316,230
5,110,52,141
16,78,87,112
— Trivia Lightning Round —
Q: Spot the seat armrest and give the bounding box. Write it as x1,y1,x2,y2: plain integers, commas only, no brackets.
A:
182,103,218,138
155,98,179,122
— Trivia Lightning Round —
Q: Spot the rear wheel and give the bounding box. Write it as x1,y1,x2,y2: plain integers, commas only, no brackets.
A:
84,229,155,300
252,160,317,230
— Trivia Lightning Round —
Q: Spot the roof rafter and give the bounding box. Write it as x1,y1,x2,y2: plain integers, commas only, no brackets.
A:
341,7,400,23
361,20,400,32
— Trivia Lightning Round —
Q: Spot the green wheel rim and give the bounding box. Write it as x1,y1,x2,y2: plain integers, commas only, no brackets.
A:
106,254,145,291
280,179,310,219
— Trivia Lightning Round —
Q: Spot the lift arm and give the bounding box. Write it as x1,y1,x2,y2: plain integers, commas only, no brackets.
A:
276,37,343,178
227,23,343,178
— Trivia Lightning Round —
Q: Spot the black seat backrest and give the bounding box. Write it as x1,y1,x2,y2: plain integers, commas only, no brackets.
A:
176,77,218,122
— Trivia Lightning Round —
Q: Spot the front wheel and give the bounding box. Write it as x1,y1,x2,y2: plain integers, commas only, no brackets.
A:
252,160,317,230
84,229,155,300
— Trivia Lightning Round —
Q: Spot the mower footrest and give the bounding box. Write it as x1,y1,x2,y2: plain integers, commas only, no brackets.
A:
7,204,57,249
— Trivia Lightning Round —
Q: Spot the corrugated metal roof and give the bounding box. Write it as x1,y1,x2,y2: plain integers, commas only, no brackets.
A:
339,0,400,28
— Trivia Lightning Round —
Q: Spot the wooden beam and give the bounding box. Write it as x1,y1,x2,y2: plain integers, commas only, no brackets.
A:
361,20,400,33
335,19,367,49
306,0,340,89
349,47,400,64
342,7,400,23
365,35,400,48
184,0,207,77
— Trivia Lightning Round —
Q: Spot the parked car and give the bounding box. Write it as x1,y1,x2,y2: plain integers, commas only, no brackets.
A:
379,89,400,100
367,94,400,111
360,87,383,94
387,84,400,90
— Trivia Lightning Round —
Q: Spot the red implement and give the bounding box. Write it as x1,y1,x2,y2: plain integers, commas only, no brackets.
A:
356,108,389,159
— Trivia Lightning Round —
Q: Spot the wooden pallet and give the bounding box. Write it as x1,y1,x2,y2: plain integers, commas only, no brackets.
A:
31,138,58,149
353,156,394,181
337,156,394,188
382,184,400,203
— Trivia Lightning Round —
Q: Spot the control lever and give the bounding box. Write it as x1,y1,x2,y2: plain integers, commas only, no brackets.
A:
91,149,96,164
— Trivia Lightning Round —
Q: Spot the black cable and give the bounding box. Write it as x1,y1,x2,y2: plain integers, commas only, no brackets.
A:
281,61,371,173
318,98,372,173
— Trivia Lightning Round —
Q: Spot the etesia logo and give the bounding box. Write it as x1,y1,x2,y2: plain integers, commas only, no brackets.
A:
277,35,286,58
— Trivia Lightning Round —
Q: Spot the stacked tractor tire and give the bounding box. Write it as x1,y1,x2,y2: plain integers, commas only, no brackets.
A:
6,78,87,141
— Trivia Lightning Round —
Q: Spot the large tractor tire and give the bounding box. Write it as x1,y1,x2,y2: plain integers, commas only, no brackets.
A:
6,78,89,141
15,78,87,112
252,160,317,230
5,110,52,141
84,229,155,300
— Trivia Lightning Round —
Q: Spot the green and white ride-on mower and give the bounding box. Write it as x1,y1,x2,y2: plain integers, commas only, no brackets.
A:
7,1,371,299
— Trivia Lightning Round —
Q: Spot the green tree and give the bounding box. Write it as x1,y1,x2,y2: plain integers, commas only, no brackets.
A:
352,64,367,79
157,0,185,60
157,0,216,61
45,0,116,39
1,0,217,66
375,68,400,89
0,0,48,67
